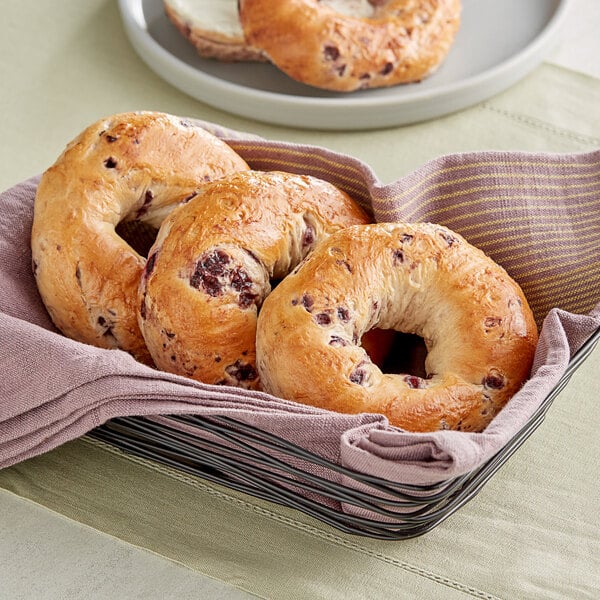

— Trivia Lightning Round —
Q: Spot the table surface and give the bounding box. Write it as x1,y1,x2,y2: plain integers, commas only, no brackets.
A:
1,1,599,599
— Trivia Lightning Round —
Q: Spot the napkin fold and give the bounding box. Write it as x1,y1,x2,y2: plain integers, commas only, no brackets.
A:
1,122,599,490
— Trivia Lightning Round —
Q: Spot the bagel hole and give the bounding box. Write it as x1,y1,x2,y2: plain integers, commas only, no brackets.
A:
362,329,428,378
115,220,158,257
268,278,284,295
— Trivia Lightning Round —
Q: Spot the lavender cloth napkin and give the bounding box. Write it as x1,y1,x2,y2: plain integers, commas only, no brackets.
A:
1,123,599,488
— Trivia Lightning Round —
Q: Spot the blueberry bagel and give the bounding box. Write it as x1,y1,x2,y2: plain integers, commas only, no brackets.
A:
31,111,249,363
239,0,461,91
256,222,538,432
138,170,370,388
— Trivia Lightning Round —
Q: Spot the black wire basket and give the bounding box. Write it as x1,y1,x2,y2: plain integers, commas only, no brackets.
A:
89,326,599,540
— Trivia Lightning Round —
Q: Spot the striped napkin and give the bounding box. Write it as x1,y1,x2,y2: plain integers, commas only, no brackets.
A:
1,120,599,488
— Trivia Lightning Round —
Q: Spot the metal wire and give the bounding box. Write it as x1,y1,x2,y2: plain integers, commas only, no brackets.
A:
89,327,599,540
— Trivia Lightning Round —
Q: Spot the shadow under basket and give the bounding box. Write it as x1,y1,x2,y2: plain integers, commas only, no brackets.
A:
89,327,599,540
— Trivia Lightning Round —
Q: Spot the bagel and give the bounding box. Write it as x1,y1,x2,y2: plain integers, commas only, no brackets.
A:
164,0,267,62
138,170,371,388
31,111,250,364
239,0,462,91
256,222,539,432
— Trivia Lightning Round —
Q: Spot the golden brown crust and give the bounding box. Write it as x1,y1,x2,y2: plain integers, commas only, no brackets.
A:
138,170,371,388
239,0,461,91
164,0,267,62
256,222,539,432
31,111,249,363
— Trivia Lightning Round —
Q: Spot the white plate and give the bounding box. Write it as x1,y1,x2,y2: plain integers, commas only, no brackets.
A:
118,0,570,130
